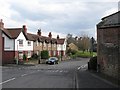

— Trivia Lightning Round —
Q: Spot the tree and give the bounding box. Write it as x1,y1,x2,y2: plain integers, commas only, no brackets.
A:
66,33,75,44
77,34,91,53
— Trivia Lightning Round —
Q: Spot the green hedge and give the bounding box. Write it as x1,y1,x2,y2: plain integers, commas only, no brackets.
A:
41,50,49,59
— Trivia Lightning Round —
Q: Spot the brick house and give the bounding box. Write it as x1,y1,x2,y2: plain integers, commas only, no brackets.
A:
0,19,67,64
31,30,65,57
0,20,33,64
0,29,3,65
97,11,120,82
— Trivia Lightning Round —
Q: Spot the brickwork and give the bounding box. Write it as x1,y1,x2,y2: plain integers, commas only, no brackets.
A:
97,27,120,81
2,51,15,64
0,30,2,65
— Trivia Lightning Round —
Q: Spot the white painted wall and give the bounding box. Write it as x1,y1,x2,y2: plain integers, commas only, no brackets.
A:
2,33,14,51
57,39,67,51
15,32,33,51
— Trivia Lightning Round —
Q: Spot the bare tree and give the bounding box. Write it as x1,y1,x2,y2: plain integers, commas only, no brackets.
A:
77,34,91,53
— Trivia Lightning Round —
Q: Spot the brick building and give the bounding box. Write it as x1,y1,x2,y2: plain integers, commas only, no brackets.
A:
0,29,2,65
97,11,120,82
0,19,4,65
0,19,67,64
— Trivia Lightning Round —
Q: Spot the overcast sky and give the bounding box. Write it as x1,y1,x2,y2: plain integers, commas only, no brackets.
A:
0,0,119,39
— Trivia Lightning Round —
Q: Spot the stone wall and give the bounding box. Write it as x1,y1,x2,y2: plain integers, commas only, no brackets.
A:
97,27,120,81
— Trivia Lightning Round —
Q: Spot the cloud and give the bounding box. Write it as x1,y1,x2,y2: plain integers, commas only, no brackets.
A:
0,0,119,39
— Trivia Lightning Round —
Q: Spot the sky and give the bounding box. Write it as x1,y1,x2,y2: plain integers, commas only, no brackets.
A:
0,0,119,39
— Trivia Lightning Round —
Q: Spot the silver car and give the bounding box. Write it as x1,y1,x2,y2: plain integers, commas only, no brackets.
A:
46,57,59,65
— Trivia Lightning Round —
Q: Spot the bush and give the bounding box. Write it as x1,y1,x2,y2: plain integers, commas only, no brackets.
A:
88,56,97,70
23,54,27,61
31,53,38,59
41,50,49,59
71,50,77,55
67,49,77,56
70,54,77,59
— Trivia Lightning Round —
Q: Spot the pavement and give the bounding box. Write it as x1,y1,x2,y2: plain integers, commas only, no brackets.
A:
76,65,119,88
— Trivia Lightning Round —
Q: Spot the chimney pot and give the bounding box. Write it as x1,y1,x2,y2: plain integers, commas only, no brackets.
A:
37,29,41,36
23,25,27,35
57,35,59,39
48,32,52,38
0,19,4,29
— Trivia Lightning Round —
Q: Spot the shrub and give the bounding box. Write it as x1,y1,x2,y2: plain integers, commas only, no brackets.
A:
41,50,49,59
67,49,77,56
31,53,38,59
70,54,77,59
88,56,97,70
23,54,27,61
71,50,77,55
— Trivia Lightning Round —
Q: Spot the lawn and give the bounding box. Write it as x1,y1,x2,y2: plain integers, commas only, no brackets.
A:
71,50,97,58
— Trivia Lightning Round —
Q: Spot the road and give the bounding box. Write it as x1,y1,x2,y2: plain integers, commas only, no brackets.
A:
1,58,118,89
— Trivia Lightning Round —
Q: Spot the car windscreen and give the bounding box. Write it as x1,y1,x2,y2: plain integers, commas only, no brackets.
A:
49,58,56,60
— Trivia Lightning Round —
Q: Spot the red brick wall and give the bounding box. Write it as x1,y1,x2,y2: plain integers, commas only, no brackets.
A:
0,30,2,65
2,51,15,64
97,27,120,80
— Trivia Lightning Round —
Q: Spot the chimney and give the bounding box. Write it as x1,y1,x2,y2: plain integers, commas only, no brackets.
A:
48,32,52,38
37,29,41,36
23,25,27,35
75,36,78,40
57,35,59,39
0,19,4,29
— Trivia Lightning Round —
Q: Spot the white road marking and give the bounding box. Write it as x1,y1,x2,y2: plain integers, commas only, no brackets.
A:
60,70,63,72
0,78,16,85
78,64,88,70
78,67,81,70
21,74,27,77
55,70,59,72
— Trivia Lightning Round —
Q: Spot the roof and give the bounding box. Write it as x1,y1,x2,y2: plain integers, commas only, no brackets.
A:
97,11,120,28
27,33,39,41
2,28,22,39
57,39,65,44
2,27,65,44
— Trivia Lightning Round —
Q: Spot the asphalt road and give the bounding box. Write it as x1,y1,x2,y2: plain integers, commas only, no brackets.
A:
1,58,118,89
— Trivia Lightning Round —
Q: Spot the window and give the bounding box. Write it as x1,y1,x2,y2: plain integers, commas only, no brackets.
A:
28,41,31,46
44,42,46,47
53,51,56,56
19,39,23,46
54,44,56,47
28,51,31,58
37,51,39,55
39,42,42,46
36,41,39,46
48,43,51,47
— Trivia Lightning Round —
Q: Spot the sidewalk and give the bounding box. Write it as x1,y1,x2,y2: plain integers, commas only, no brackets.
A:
76,70,119,88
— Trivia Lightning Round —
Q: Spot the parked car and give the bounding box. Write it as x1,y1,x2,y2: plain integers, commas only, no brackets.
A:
46,57,59,65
